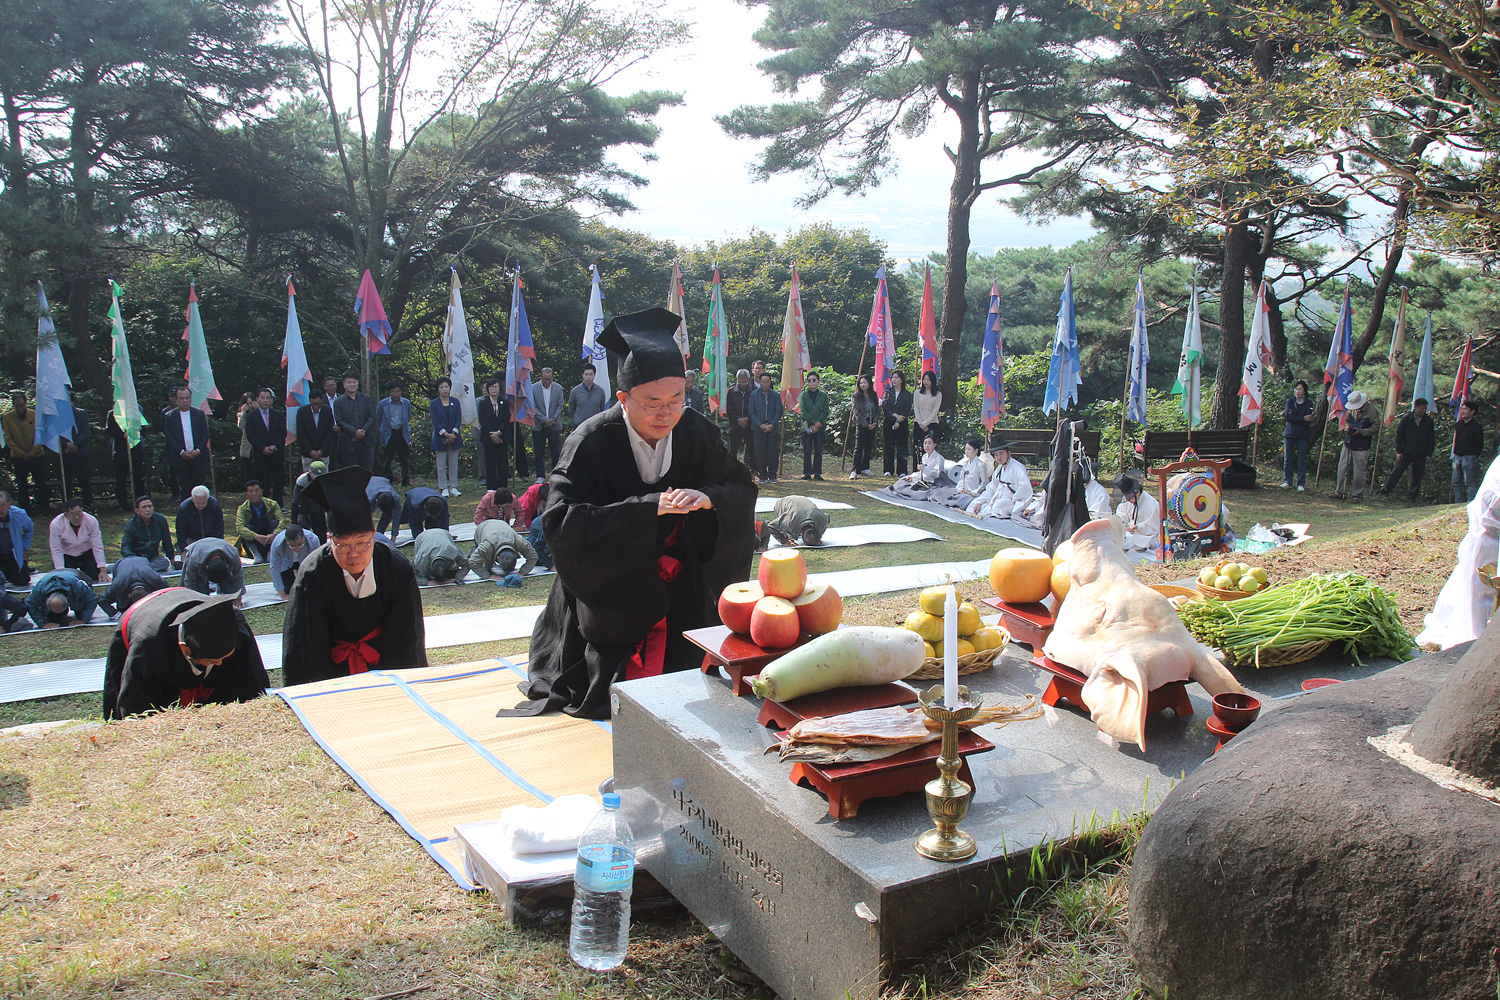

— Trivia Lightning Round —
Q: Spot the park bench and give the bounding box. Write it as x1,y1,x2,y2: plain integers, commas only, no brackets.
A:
992,427,1102,466
1140,429,1251,464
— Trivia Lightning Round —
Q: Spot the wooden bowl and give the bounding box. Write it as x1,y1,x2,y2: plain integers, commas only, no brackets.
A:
1212,692,1262,732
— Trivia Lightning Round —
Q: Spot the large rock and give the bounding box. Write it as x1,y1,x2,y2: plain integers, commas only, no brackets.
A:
1129,647,1500,1000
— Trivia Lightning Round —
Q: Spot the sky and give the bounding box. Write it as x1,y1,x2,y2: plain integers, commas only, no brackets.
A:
599,1,1096,260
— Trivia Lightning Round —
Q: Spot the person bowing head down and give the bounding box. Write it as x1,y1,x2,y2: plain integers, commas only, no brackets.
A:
502,307,757,719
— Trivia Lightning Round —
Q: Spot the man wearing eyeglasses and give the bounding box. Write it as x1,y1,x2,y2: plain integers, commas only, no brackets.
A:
502,308,757,719
280,466,427,685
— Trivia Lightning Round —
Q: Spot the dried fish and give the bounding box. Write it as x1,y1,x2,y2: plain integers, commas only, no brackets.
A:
765,697,1044,763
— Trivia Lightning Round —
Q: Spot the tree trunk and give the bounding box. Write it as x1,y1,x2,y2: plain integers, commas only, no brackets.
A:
1351,190,1410,372
1407,617,1500,784
936,71,981,408
1210,214,1249,429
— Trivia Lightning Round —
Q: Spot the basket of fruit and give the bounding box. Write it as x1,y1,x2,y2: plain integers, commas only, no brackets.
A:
903,585,1010,679
1197,559,1270,601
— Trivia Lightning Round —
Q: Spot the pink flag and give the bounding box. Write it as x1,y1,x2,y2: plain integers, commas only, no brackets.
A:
354,269,392,356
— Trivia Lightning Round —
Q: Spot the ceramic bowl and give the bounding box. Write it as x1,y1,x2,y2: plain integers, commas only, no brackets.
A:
1212,692,1262,732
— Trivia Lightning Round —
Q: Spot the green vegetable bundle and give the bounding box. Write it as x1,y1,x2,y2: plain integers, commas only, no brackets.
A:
1176,573,1415,667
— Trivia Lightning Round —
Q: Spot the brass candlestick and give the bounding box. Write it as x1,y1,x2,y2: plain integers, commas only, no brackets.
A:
915,684,983,862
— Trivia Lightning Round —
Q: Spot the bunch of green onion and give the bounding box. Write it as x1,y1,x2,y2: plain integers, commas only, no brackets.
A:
1176,573,1415,667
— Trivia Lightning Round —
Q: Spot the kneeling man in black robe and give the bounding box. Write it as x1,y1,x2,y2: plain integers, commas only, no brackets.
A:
102,590,268,720
281,466,427,685
502,308,756,719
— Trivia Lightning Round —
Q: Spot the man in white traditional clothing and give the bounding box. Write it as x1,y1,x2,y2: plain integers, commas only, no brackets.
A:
1416,453,1500,649
1115,473,1162,553
966,436,1033,520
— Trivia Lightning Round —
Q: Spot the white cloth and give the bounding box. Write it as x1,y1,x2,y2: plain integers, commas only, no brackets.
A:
919,449,945,483
1085,480,1112,521
1116,492,1162,551
1418,453,1500,648
955,455,990,494
178,409,195,452
498,794,600,855
342,566,378,600
623,416,673,484
968,457,1033,519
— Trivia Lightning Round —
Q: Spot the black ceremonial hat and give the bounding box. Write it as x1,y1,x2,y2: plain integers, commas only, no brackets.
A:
177,595,240,661
303,466,374,535
597,308,686,392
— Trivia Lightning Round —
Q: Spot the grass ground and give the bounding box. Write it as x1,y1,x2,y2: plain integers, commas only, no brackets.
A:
0,456,1474,998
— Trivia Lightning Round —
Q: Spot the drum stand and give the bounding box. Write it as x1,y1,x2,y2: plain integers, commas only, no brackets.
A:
1150,449,1232,561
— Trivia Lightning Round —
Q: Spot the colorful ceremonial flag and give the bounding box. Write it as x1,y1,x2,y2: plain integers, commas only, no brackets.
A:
33,283,74,451
1043,268,1080,415
867,265,896,396
702,268,729,413
1384,286,1409,427
443,267,477,427
506,268,536,427
582,263,611,398
1173,280,1203,428
182,282,222,413
1451,333,1475,415
1324,286,1355,428
1239,280,1275,427
1126,270,1151,424
281,278,312,445
780,266,810,412
668,263,690,365
109,280,144,449
355,269,392,356
979,279,1005,431
1414,311,1435,407
918,265,938,379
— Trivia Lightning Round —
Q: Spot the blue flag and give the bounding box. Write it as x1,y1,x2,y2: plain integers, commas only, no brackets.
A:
34,283,75,451
1413,312,1435,409
1126,270,1151,424
506,268,536,427
979,279,1004,431
1043,268,1080,415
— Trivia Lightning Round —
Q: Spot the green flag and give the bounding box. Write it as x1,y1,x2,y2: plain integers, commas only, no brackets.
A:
702,267,729,413
109,280,145,447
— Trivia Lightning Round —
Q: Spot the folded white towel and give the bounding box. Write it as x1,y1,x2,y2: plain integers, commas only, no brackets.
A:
499,794,600,855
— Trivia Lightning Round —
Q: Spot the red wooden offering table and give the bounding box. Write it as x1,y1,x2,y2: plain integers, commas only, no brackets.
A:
776,728,995,820
1028,652,1194,720
1204,714,1237,753
756,681,919,731
981,596,1057,648
686,625,810,696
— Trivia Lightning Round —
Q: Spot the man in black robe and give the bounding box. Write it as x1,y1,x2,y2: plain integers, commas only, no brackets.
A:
502,307,756,719
102,591,268,719
281,466,427,686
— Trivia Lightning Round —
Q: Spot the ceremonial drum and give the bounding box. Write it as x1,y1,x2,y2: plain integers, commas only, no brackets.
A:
1166,471,1221,531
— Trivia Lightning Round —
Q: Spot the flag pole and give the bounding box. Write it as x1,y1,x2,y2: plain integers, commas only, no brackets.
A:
127,441,137,509
840,337,870,470
1314,400,1330,489
1119,375,1129,473
58,450,67,506
1252,422,1260,466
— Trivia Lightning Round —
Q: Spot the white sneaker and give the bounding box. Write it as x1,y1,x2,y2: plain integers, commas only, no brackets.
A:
1297,485,1305,492
443,487,456,497
1277,482,1289,488
450,488,462,497
849,471,858,480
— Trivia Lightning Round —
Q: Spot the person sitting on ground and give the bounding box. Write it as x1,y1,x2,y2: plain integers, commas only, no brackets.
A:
395,486,449,541
102,592,268,720
366,474,399,535
180,537,245,605
471,517,537,585
281,467,427,685
896,434,947,491
474,488,515,525
120,496,176,573
412,527,469,586
1115,473,1162,553
290,460,329,541
99,556,168,617
0,489,35,587
175,486,225,550
26,569,99,628
269,525,312,600
966,436,1033,520
50,499,109,583
235,480,286,563
931,438,991,508
762,494,830,549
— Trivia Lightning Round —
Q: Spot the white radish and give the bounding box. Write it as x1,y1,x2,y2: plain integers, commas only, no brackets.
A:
750,627,926,702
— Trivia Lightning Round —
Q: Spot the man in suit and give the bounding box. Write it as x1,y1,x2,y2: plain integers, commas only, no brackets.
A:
725,368,754,470
106,413,151,511
244,387,287,503
295,391,336,473
376,382,414,486
530,367,564,482
162,386,209,501
61,405,94,509
322,375,341,409
333,372,376,470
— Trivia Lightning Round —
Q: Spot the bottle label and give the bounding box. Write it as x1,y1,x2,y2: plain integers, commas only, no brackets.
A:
575,844,635,893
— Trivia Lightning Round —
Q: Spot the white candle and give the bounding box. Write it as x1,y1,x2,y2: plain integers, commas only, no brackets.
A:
943,585,958,707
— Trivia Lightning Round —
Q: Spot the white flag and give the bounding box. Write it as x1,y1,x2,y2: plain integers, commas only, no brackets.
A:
1239,281,1275,426
582,264,610,397
443,267,477,427
1173,282,1203,428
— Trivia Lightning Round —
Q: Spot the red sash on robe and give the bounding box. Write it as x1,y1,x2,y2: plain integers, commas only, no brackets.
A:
178,683,216,707
626,522,684,681
332,626,383,674
118,587,189,649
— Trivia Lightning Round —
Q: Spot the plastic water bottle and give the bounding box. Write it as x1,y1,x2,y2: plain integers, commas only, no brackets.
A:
569,793,635,971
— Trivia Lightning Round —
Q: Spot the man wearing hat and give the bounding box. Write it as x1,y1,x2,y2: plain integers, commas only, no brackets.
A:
290,460,329,541
762,494,829,548
175,485,225,549
1335,390,1378,501
471,516,537,584
412,527,469,585
1114,473,1162,552
966,435,1033,520
103,590,267,719
281,466,427,685
333,372,376,470
503,307,756,719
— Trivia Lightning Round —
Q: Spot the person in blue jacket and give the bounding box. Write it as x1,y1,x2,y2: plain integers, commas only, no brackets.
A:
0,490,35,587
395,486,449,541
26,569,98,628
1282,380,1316,490
747,371,784,483
376,382,414,487
429,377,465,497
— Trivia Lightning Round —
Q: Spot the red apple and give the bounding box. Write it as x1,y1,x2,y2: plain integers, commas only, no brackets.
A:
750,596,801,649
757,549,808,599
791,582,842,635
717,581,763,634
